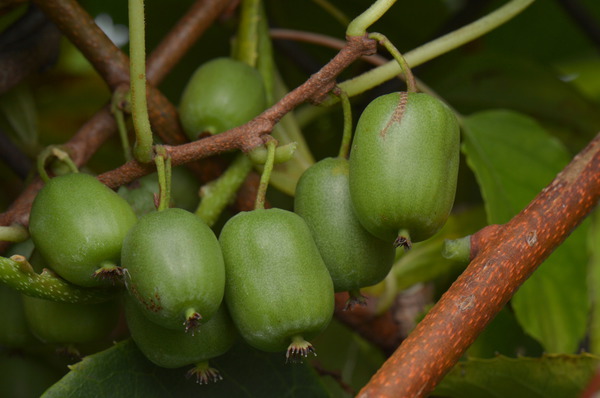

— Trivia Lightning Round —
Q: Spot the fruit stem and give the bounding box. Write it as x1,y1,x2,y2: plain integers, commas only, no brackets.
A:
346,0,397,37
128,0,154,164
0,224,29,243
36,145,79,182
248,142,297,165
196,153,253,226
1,255,113,304
394,229,412,251
345,289,368,310
186,361,223,384
154,146,172,212
442,236,472,263
334,0,535,101
256,5,275,105
110,86,132,162
368,32,417,93
313,0,350,26
254,138,277,210
286,335,316,363
184,307,202,334
336,88,353,159
234,0,261,67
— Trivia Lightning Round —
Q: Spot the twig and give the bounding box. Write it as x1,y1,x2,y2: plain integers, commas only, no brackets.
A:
147,0,235,84
0,0,230,235
97,35,377,189
358,132,600,397
270,28,388,66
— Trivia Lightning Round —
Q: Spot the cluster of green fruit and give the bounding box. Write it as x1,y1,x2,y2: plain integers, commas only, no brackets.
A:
20,171,334,383
3,56,460,385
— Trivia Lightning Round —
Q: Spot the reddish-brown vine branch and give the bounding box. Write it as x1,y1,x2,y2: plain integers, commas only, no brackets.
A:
358,133,600,397
0,0,230,231
97,34,377,188
270,28,388,66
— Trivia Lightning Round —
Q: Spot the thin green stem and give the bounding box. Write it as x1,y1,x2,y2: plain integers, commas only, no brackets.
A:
254,139,276,210
154,146,171,211
311,0,350,26
50,147,78,175
0,225,29,243
257,4,275,105
368,32,416,92
0,255,114,304
337,89,352,159
129,0,153,164
37,145,79,182
442,236,472,262
111,88,132,162
337,0,535,99
234,0,261,67
195,154,254,227
346,0,397,37
248,142,297,164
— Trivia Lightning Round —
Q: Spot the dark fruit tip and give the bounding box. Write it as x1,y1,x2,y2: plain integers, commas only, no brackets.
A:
344,290,368,311
286,336,316,364
184,309,202,335
186,362,222,385
93,263,124,284
393,230,412,251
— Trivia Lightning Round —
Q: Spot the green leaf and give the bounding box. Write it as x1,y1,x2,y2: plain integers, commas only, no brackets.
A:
462,110,589,353
555,56,600,103
588,209,600,355
467,308,542,359
434,354,599,398
310,320,385,397
426,53,600,152
42,340,329,397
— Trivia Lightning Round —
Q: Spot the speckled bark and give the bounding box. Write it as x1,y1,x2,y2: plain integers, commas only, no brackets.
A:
358,133,600,397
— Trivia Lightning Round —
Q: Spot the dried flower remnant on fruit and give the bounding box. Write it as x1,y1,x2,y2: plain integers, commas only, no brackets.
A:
344,290,368,310
184,309,202,334
286,336,316,363
186,362,223,384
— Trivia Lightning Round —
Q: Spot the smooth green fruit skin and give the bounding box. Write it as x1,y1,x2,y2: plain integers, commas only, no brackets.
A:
179,57,267,139
124,296,236,369
349,92,460,243
122,208,225,330
219,208,334,353
22,295,119,345
294,157,395,292
29,173,138,287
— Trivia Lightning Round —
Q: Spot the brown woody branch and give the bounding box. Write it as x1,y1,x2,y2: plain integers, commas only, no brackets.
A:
358,133,600,397
1,0,375,230
97,34,377,188
0,0,231,232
